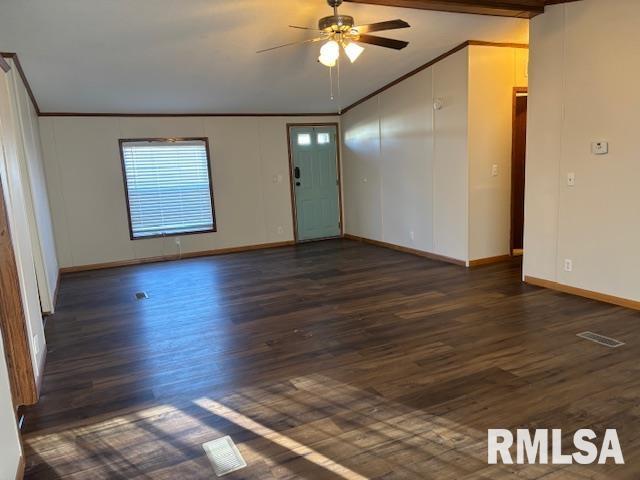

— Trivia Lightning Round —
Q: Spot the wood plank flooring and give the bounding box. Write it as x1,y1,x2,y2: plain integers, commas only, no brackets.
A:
22,239,640,479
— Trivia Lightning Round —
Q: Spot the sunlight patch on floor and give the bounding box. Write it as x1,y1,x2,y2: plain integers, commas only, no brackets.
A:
24,374,604,479
195,396,369,480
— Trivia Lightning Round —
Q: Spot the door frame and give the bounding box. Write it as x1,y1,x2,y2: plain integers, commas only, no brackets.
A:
286,122,344,243
509,87,528,255
0,171,39,407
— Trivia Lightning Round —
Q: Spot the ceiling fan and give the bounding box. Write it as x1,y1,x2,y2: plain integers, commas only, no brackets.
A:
257,0,410,67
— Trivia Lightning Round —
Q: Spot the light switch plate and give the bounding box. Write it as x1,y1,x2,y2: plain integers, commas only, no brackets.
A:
591,141,609,155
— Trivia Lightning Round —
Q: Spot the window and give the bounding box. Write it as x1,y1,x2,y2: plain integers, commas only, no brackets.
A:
317,133,330,144
297,133,311,146
119,138,215,239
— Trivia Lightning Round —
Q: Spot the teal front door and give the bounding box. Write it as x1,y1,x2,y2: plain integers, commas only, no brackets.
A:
290,125,341,241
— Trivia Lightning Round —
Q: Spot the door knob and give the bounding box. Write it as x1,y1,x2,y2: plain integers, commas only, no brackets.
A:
294,166,301,179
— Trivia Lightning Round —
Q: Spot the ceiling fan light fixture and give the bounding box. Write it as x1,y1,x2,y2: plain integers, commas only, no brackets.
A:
320,40,340,61
319,40,340,67
318,54,337,67
344,42,364,63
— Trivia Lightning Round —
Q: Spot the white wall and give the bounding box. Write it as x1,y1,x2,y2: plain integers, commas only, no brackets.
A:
39,115,339,268
524,0,640,302
343,48,469,262
341,97,383,242
342,45,528,264
0,68,47,381
468,46,529,261
0,330,22,480
8,63,59,313
433,48,469,261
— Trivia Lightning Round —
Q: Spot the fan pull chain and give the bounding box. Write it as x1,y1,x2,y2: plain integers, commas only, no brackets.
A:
336,56,342,110
329,65,334,100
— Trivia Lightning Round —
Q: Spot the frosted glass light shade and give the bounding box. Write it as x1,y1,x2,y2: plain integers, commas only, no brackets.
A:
344,42,364,63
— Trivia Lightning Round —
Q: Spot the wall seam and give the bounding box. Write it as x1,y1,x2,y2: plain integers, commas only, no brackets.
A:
552,4,568,284
51,118,76,268
377,95,384,242
464,48,470,265
255,118,270,243
431,67,436,252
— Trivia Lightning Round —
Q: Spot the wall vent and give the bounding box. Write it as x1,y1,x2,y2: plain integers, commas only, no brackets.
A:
577,331,624,348
202,436,247,476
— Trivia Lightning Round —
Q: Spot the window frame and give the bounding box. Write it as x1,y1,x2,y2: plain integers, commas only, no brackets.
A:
118,137,217,241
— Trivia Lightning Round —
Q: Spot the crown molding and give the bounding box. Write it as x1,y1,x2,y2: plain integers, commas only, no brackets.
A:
7,40,528,119
38,112,339,118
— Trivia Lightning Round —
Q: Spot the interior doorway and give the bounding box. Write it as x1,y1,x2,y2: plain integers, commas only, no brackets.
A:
287,124,342,242
510,88,528,256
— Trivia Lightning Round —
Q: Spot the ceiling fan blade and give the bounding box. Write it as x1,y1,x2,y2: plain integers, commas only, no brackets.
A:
257,37,324,53
354,19,410,34
357,34,409,50
289,25,322,31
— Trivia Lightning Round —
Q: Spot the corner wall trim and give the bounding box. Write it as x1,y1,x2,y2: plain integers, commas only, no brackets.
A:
59,240,296,274
15,455,25,480
0,52,40,114
468,255,512,267
524,276,640,311
42,272,61,317
0,56,11,73
35,346,47,398
344,233,466,266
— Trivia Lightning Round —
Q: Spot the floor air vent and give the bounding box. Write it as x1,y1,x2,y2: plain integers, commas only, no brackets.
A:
577,331,625,348
135,292,149,300
202,436,247,477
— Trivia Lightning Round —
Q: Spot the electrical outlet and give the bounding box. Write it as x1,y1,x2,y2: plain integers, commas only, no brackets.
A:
277,226,283,235
409,230,415,241
175,238,181,246
564,259,573,272
567,172,576,187
491,164,499,177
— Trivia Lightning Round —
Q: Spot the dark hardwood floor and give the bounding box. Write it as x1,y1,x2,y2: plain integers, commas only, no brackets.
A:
23,239,640,479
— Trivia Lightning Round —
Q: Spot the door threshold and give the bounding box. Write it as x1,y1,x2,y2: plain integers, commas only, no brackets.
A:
296,235,343,244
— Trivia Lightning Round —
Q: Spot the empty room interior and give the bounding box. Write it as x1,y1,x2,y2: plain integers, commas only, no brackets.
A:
1,0,639,478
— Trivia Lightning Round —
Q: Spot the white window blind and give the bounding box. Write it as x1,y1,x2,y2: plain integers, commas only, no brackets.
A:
121,139,215,239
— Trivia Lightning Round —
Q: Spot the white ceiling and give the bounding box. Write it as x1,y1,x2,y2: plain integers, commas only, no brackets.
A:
0,0,528,114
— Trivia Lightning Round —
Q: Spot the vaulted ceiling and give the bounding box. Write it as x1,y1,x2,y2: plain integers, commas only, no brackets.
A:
0,0,531,114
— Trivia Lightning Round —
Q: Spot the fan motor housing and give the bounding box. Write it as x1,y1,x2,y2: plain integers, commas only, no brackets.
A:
319,15,355,32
